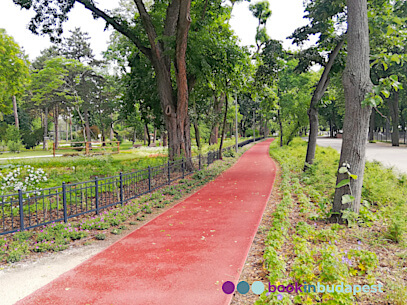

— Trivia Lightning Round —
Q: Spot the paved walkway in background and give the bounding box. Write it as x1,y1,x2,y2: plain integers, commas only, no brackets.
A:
18,139,277,305
0,154,63,160
315,137,407,174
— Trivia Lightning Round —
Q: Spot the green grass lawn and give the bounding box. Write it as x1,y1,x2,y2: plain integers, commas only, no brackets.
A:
0,137,253,191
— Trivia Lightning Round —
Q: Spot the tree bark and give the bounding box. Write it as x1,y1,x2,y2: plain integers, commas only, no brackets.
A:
145,123,151,146
163,132,168,147
84,108,91,144
388,91,399,146
54,104,59,149
12,96,19,130
332,0,373,220
304,39,344,170
368,108,375,142
194,121,201,149
209,95,223,145
277,107,283,147
43,107,48,150
219,93,229,159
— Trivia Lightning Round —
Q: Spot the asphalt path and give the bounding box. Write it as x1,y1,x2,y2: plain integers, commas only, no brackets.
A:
315,137,407,174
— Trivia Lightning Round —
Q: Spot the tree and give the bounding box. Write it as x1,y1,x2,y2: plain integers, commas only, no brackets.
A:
14,0,194,163
30,57,82,148
0,29,30,129
249,0,271,54
331,0,373,219
289,0,347,168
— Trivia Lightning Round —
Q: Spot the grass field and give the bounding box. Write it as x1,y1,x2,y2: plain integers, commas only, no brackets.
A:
0,138,248,192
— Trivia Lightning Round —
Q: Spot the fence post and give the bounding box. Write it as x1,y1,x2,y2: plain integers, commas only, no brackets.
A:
62,182,67,223
53,142,56,157
148,166,151,192
95,176,99,215
199,154,201,170
167,161,171,184
117,141,120,154
120,172,124,206
182,157,185,178
18,189,24,231
85,142,89,155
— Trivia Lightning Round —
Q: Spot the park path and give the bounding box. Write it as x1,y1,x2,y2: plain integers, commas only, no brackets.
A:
17,139,277,305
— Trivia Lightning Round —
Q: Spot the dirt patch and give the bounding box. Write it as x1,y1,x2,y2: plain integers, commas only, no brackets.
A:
230,163,282,305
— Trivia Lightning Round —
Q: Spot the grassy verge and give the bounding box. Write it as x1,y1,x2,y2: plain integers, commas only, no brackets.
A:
0,138,247,190
256,138,407,305
0,145,250,265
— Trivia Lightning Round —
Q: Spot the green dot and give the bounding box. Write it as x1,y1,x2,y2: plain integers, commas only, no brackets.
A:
237,281,250,294
252,281,265,295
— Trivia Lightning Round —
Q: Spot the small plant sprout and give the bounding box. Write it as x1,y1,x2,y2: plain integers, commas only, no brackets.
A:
336,162,358,205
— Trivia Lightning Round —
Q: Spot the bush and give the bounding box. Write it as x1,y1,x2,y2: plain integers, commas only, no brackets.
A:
7,140,23,153
22,127,43,149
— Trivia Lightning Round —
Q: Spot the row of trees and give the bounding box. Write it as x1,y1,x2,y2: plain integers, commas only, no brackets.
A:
3,0,406,221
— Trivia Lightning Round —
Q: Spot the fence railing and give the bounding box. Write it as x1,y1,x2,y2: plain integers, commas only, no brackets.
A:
371,131,407,144
0,137,264,235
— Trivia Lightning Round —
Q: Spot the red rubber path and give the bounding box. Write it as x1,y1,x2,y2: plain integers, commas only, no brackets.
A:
18,139,276,305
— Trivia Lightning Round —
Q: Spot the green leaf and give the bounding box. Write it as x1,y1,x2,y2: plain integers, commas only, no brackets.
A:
336,179,350,188
390,54,401,64
381,89,390,98
349,174,358,180
342,195,355,204
338,167,349,174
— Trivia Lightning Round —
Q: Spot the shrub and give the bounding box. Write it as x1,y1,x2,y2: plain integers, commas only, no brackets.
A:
7,140,23,153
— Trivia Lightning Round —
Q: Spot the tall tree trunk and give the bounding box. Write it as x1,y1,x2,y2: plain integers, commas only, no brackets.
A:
12,96,19,130
43,107,48,150
143,124,147,145
332,0,373,219
163,132,168,147
277,107,283,147
54,104,59,149
84,108,91,145
209,95,223,145
65,116,69,142
153,127,156,144
219,92,229,159
388,91,399,146
304,39,344,170
194,121,201,149
368,108,375,141
145,123,151,146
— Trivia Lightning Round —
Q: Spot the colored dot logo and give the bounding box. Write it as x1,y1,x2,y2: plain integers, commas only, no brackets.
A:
222,281,235,294
222,281,266,295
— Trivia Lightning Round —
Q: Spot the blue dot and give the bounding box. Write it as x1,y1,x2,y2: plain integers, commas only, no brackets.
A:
237,281,250,294
252,281,265,295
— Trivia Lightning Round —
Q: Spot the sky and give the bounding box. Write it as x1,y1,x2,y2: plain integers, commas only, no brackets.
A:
0,0,310,62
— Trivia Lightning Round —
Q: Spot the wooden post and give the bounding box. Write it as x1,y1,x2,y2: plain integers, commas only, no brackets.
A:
85,142,89,155
117,141,120,154
53,142,56,157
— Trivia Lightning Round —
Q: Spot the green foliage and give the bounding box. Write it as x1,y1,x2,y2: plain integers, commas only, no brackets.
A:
95,233,106,240
0,29,30,113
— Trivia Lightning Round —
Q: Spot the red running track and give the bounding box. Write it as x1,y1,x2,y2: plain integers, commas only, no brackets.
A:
18,139,276,305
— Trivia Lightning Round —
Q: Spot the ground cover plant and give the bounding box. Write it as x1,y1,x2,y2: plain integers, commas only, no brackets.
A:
255,138,407,305
0,145,250,265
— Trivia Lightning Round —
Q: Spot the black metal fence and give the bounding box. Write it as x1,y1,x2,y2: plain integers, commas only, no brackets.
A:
0,138,264,235
371,131,407,144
